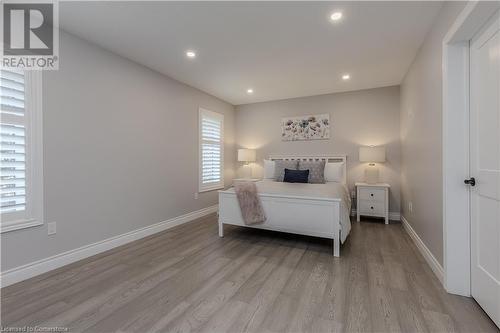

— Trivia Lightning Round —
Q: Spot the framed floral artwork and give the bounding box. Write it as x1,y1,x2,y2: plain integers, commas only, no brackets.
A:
281,114,330,141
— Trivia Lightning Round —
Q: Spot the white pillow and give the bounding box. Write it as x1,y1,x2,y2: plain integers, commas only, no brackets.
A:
263,159,276,179
324,162,344,182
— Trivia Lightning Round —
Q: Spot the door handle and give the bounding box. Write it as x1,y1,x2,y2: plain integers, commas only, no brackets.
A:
464,177,476,186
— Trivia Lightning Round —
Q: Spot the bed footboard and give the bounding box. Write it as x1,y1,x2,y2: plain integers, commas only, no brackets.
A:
218,191,342,257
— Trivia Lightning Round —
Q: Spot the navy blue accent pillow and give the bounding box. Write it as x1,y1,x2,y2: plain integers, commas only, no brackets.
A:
283,168,309,183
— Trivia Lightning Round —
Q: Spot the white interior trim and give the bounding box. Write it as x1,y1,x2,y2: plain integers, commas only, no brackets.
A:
0,205,218,288
0,218,43,233
442,1,499,296
29,70,44,232
402,216,444,284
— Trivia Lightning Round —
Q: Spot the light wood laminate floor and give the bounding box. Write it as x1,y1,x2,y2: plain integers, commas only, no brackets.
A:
1,214,498,333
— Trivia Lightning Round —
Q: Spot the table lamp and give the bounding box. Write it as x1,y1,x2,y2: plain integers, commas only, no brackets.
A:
359,146,386,184
238,149,256,178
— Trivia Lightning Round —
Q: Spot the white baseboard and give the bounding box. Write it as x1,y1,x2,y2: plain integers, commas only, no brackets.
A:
401,216,444,284
0,205,218,288
350,209,401,221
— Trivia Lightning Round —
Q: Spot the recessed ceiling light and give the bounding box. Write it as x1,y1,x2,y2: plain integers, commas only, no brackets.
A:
247,88,254,94
342,74,350,80
186,50,196,58
330,12,343,21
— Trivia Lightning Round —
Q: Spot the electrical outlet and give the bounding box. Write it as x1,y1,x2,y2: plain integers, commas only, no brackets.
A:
194,192,199,200
48,222,57,235
409,202,413,213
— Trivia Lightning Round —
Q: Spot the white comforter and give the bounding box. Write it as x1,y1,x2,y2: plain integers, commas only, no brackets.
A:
227,180,352,243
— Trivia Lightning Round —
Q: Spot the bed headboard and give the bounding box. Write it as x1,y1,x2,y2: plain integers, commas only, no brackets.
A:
268,155,347,185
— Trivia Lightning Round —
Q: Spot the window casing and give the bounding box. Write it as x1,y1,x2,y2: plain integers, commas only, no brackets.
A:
1,70,43,233
199,108,224,192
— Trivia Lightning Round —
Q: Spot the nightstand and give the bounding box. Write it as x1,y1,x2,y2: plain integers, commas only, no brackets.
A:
355,182,390,224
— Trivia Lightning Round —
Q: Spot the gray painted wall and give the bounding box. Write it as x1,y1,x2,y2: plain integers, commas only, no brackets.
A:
400,2,466,265
235,86,401,213
1,31,236,271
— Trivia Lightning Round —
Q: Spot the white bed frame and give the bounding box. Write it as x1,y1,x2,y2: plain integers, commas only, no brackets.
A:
218,155,347,257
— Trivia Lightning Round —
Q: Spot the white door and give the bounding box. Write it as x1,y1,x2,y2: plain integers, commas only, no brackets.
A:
470,11,500,328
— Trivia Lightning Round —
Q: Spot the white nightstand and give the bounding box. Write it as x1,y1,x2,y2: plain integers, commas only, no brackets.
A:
355,182,390,224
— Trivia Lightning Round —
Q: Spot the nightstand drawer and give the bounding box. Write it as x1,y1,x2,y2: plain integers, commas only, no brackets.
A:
359,188,385,202
358,200,385,215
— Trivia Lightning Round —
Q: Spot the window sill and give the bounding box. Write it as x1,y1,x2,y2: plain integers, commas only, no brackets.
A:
199,184,225,193
1,219,43,233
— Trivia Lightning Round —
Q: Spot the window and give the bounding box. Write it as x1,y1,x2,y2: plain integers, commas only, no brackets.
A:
199,108,224,192
1,69,43,233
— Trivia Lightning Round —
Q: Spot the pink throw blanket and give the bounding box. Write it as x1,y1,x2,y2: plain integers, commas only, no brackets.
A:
234,182,266,225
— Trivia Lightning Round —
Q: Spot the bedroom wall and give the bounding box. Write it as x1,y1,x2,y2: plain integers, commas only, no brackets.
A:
235,86,401,213
0,30,236,272
400,1,466,266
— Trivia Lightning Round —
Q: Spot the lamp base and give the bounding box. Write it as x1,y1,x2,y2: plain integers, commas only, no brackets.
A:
242,164,253,179
364,167,379,184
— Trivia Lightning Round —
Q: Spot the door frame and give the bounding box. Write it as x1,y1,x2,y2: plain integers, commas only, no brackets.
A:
443,1,499,296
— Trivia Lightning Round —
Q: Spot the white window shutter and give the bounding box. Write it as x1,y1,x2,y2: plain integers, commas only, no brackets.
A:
1,69,43,232
199,108,224,192
1,69,27,214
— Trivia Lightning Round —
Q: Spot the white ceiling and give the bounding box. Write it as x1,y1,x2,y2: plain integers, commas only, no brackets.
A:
59,1,442,105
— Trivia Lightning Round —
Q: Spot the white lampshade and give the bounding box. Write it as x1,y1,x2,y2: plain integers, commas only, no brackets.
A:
238,149,256,162
359,146,386,163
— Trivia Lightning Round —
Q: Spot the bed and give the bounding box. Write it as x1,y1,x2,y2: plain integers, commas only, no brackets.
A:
218,155,351,256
